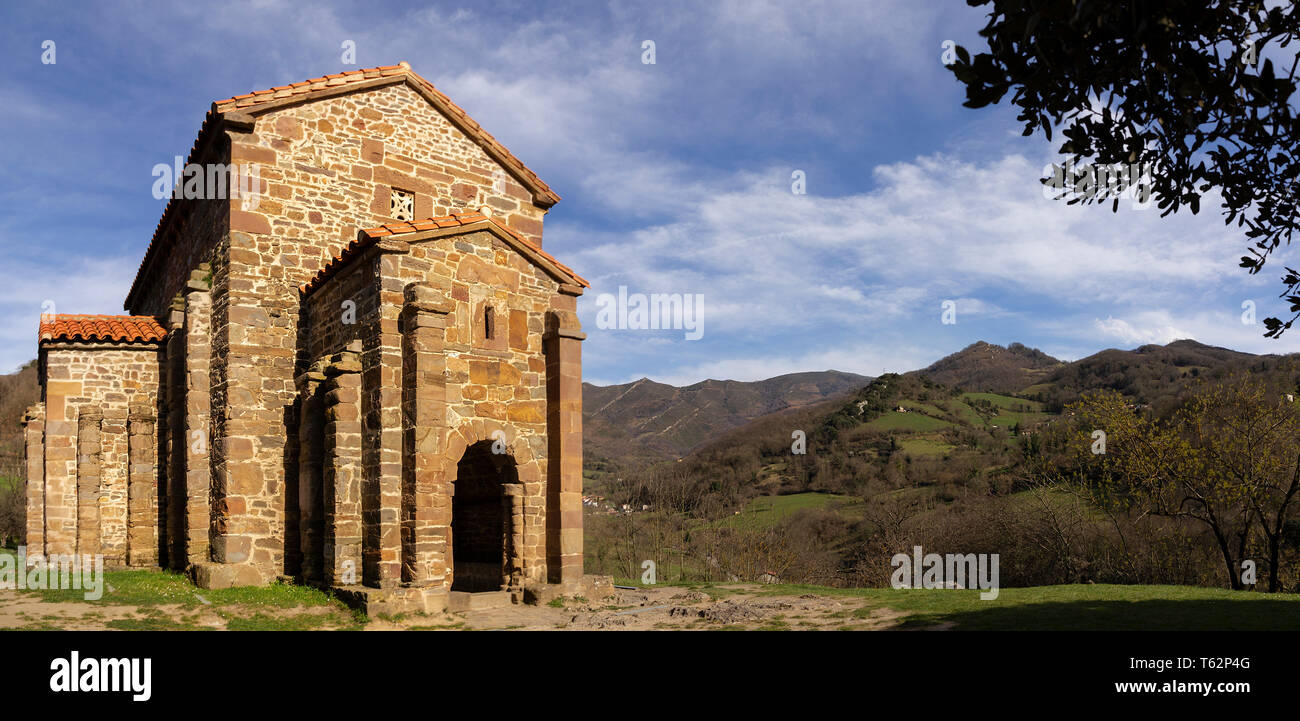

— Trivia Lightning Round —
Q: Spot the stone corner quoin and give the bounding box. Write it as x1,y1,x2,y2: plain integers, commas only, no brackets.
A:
22,64,591,614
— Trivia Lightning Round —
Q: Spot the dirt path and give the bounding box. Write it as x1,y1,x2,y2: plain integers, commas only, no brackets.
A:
441,585,910,630
0,583,920,631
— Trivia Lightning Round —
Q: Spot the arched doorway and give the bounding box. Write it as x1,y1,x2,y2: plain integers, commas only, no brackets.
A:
451,440,520,592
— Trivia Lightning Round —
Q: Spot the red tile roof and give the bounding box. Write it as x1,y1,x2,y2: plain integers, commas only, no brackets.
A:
299,209,588,296
125,62,560,311
39,315,167,344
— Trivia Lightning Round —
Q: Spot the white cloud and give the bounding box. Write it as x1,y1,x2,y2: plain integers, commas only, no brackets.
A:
0,254,138,373
1087,307,1299,356
1093,316,1194,347
7,0,1300,389
564,150,1263,337
590,340,937,386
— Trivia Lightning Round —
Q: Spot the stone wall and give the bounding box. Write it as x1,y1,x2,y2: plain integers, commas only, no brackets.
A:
34,73,587,602
129,155,232,318
35,345,163,564
387,227,558,588
22,405,44,553
233,82,547,261
296,223,583,593
193,82,553,585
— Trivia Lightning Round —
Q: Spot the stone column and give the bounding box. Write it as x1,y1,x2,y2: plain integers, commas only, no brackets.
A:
165,293,186,569
216,227,299,580
42,375,79,556
184,271,211,566
400,283,453,587
544,308,586,584
22,404,45,555
295,363,326,583
322,344,362,586
362,315,403,589
75,411,102,558
128,405,158,567
503,483,525,590
98,410,128,565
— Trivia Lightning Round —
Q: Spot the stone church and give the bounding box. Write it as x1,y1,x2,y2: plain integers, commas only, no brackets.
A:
22,63,596,613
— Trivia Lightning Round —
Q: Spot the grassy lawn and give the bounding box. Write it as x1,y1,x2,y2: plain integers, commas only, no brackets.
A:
751,583,1300,630
8,549,1299,631
0,548,365,631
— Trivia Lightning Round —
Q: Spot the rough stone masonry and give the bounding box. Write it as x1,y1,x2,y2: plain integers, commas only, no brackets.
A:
23,63,604,614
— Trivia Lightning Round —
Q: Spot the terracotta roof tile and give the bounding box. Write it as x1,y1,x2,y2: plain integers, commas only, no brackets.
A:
299,210,588,296
125,63,560,311
39,314,167,344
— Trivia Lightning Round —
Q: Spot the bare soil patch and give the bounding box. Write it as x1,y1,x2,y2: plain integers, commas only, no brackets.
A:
0,582,917,631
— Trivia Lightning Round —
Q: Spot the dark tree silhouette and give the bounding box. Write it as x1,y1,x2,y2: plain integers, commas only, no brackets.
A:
949,1,1300,336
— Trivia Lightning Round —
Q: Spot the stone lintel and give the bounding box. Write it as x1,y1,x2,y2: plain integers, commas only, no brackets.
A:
402,283,454,315
185,264,212,293
544,309,586,341
221,111,256,133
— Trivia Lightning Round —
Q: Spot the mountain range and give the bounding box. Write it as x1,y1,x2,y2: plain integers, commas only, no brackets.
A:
582,371,870,468
586,338,1297,471
1,339,1294,480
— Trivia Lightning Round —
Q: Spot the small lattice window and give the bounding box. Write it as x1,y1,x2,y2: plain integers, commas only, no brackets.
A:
390,188,414,221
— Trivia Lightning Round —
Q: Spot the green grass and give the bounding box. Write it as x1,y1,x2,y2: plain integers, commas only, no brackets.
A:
864,411,955,432
961,392,1037,408
22,566,338,610
12,549,1298,632
714,492,861,530
897,437,956,457
107,613,211,631
0,547,364,630
894,401,946,416
751,583,1300,631
223,610,361,631
942,400,987,426
958,392,1053,430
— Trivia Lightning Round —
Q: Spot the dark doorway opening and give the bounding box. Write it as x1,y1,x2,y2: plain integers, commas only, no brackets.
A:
451,440,518,592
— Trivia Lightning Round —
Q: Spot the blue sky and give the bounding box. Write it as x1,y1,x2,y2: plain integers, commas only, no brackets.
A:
1,0,1296,384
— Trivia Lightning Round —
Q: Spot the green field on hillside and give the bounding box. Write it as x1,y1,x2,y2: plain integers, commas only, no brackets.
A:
961,392,1043,410
864,411,955,432
897,437,956,457
714,492,862,530
960,392,1053,428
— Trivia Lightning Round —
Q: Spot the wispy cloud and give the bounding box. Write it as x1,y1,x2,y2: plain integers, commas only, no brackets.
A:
1,0,1296,382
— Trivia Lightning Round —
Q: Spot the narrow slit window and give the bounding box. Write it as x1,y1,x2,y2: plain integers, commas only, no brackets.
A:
484,306,495,339
390,188,414,221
